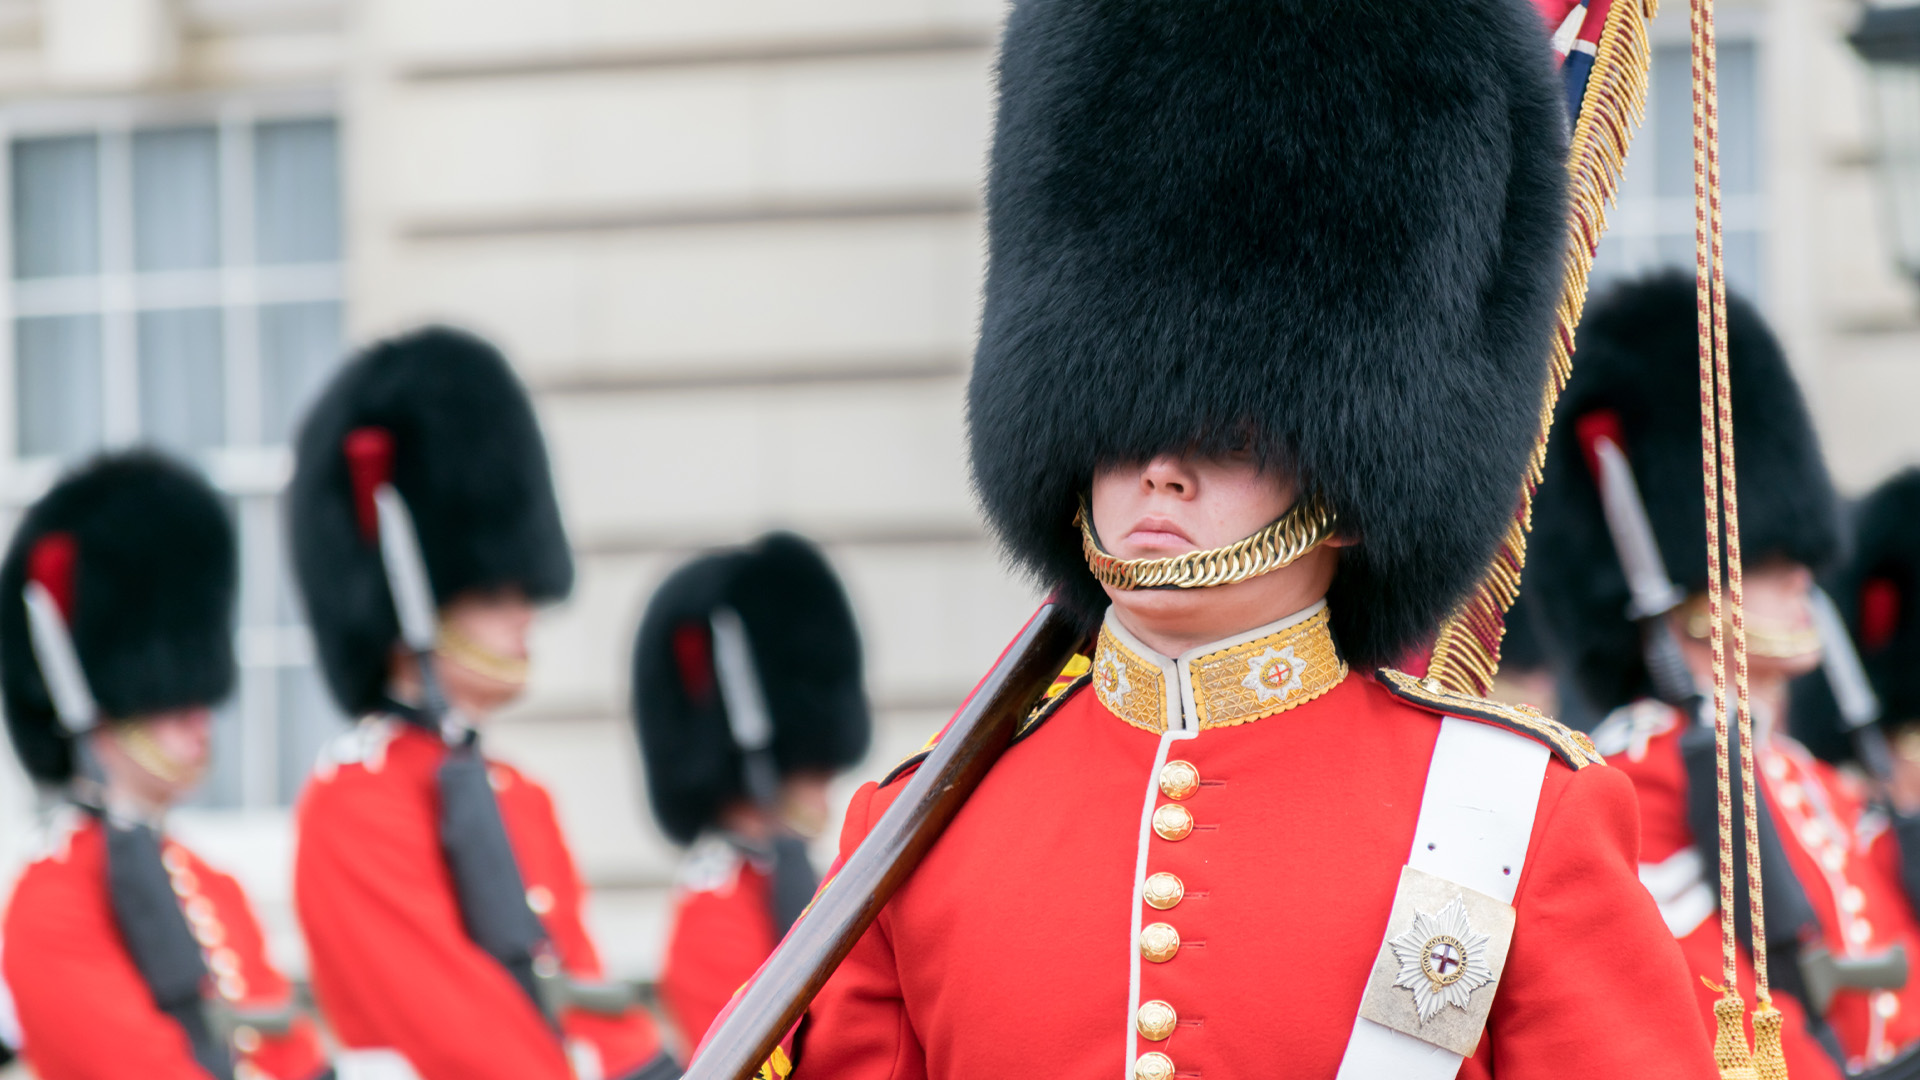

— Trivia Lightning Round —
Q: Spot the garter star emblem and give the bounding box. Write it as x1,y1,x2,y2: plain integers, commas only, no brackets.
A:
1358,865,1517,1056
1093,647,1132,706
1242,645,1305,703
1386,896,1494,1021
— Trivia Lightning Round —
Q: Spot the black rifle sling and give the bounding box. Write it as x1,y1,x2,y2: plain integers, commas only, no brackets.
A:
103,815,236,1080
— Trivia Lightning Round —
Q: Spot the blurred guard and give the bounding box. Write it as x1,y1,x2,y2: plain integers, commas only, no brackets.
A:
288,329,675,1080
1530,275,1920,1075
0,453,327,1080
762,1,1717,1076
634,533,870,1048
1793,469,1920,774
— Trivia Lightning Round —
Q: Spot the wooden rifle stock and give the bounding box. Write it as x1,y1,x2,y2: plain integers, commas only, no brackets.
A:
683,601,1085,1080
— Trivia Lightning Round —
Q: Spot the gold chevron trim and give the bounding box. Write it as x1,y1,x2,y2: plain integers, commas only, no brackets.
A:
1426,0,1658,697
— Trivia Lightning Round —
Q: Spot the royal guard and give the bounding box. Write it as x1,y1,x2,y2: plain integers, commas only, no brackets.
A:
1529,274,1918,1076
0,453,328,1080
1792,469,1920,772
633,533,870,1049
707,0,1720,1076
286,328,676,1080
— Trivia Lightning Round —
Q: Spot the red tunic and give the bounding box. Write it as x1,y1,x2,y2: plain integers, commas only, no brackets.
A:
789,610,1713,1079
658,837,778,1050
2,812,326,1080
1598,701,1920,1073
294,718,668,1080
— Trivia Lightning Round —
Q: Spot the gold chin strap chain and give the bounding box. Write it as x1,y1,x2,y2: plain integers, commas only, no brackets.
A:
1692,0,1786,1072
1076,494,1337,592
113,724,201,787
1680,595,1820,661
435,621,531,687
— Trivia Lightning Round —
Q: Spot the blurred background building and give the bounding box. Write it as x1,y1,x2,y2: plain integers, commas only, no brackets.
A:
0,0,1914,1053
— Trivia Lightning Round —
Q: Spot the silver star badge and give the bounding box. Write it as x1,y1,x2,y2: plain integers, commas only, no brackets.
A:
1386,896,1495,1022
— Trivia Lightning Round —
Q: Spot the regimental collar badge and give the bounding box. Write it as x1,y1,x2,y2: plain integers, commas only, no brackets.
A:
1092,602,1347,734
1386,896,1495,1022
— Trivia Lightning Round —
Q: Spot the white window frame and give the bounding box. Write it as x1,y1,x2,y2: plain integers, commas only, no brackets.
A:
0,86,344,812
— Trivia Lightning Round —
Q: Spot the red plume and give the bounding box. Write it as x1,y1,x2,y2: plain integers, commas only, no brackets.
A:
1861,577,1901,653
344,427,394,543
1574,409,1625,484
672,622,716,706
28,533,77,620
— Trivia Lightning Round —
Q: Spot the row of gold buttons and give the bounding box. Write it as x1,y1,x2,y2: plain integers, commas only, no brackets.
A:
1135,759,1200,1080
163,844,249,1004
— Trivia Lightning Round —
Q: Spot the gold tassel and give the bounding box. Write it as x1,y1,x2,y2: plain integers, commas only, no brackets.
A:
1712,993,1758,1080
1750,1000,1791,1080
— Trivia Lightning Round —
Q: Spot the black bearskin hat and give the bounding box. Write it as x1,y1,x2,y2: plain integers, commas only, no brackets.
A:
633,533,870,845
288,326,573,718
1500,586,1555,676
1791,471,1920,763
1531,273,1840,716
965,0,1570,668
0,452,236,782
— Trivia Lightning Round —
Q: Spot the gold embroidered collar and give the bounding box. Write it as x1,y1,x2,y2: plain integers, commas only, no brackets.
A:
1090,602,1348,733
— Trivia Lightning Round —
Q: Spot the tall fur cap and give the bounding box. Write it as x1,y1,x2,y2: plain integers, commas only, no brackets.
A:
965,0,1570,667
287,326,573,718
632,533,870,845
1791,471,1920,761
0,452,237,782
1530,273,1840,715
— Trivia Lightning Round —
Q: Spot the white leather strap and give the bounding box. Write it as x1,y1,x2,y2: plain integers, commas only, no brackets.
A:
1335,717,1551,1079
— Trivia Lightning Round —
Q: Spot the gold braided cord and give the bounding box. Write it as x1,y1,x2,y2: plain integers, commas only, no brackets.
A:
1427,0,1658,696
1694,0,1784,1071
1076,495,1337,592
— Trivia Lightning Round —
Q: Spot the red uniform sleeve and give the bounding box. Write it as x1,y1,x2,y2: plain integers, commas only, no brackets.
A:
294,766,575,1080
3,856,211,1080
659,852,777,1049
1472,762,1717,1079
789,781,927,1080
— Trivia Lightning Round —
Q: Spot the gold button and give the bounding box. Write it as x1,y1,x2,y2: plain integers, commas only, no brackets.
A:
217,974,247,1001
193,919,226,948
526,885,554,915
185,896,216,924
1152,803,1193,842
210,948,241,977
1142,872,1185,910
1159,760,1199,801
1139,922,1180,963
169,869,198,897
232,1025,262,1054
1134,1051,1176,1080
161,847,189,874
1136,999,1178,1041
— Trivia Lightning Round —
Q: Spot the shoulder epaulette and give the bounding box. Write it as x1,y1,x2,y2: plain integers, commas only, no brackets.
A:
878,655,1093,789
1377,668,1604,770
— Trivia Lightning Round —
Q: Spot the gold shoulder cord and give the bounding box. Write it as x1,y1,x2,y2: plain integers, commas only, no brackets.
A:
1690,0,1784,1073
1076,494,1338,591
1425,0,1656,695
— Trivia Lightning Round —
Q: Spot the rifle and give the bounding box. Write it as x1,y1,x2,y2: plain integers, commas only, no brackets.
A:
682,600,1086,1080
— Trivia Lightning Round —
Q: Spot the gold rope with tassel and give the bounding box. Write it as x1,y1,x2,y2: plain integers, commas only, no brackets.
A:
1426,0,1659,696
1690,0,1788,1071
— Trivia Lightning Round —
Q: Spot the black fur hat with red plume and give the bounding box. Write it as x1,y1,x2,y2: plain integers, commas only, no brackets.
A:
0,452,236,782
287,326,573,719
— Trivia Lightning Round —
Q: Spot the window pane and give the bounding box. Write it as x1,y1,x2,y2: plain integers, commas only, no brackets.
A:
254,120,340,265
1651,42,1758,199
278,663,339,803
16,315,103,457
260,300,341,443
12,136,100,279
132,127,220,272
138,307,225,451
